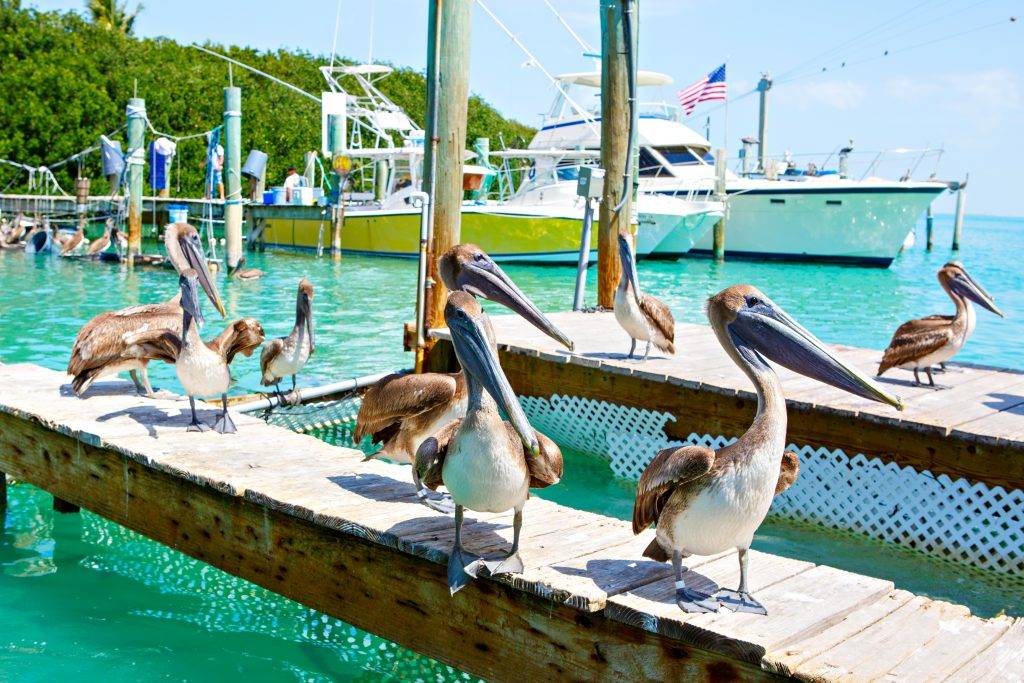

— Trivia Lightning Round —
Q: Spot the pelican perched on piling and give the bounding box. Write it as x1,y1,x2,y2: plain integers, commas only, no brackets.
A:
356,244,573,464
633,285,902,615
877,262,1003,387
126,270,264,433
614,233,675,360
68,223,225,397
260,279,315,395
415,292,563,593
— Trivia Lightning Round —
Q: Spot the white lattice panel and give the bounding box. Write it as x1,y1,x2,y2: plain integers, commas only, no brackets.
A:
522,393,1024,576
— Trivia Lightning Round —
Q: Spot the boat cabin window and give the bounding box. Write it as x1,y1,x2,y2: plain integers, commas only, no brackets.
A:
638,148,669,177
655,145,712,166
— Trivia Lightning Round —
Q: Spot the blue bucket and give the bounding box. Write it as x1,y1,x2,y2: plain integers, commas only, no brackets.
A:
263,190,276,205
271,187,288,205
167,204,188,224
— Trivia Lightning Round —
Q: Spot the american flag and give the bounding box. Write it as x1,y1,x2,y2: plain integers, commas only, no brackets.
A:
677,64,727,116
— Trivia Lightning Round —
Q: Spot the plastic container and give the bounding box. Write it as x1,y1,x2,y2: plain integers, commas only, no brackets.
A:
271,187,288,205
292,187,314,206
263,190,276,205
242,150,268,180
167,204,188,224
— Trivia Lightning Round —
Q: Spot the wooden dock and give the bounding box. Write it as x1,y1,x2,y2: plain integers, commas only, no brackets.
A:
429,311,1024,492
1,362,1021,681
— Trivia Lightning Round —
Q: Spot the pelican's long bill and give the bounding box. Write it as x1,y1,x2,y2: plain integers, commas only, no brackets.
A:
300,288,315,352
617,233,642,304
455,252,574,351
950,268,1004,318
447,298,540,456
729,297,904,410
179,269,205,339
178,232,226,317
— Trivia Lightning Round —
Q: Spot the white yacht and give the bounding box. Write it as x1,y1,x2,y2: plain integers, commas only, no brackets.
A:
530,71,947,266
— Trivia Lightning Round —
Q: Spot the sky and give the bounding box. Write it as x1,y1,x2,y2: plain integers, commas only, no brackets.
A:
29,0,1024,215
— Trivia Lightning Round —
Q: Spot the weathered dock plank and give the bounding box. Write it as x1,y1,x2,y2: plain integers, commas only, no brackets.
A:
0,362,1019,681
432,312,1024,490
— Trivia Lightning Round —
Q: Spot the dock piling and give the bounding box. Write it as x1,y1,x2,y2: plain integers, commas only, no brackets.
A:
126,97,146,267
713,147,727,261
598,0,638,308
925,204,934,250
424,0,471,335
952,176,968,251
756,74,772,172
223,85,243,272
328,113,346,260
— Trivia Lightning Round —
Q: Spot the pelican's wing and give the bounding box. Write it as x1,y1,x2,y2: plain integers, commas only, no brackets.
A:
878,319,953,375
639,294,676,351
208,318,265,363
87,233,109,255
775,450,800,495
123,328,182,365
415,418,462,491
355,372,459,444
509,425,563,489
632,444,715,533
67,305,180,376
259,338,285,384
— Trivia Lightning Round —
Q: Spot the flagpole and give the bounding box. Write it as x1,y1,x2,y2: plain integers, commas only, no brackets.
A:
723,58,730,158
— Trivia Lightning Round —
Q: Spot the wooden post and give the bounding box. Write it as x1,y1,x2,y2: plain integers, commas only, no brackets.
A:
223,85,243,273
756,74,772,173
328,113,345,261
425,0,472,333
952,177,967,251
925,204,934,251
713,148,727,261
126,97,146,267
598,0,637,308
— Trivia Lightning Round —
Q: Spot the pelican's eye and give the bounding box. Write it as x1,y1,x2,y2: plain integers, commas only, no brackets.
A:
472,252,485,262
745,295,761,308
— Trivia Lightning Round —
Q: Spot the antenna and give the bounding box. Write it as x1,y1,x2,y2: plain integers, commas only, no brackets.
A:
541,0,599,68
329,0,342,70
192,45,321,103
367,0,376,64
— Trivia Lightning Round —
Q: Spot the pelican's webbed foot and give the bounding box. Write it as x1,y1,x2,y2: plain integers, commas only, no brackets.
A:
213,394,237,434
714,588,767,615
447,545,481,595
187,420,210,433
485,551,524,576
676,586,719,613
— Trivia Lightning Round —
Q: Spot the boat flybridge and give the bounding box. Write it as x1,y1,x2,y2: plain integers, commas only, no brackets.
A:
530,71,947,266
259,63,723,263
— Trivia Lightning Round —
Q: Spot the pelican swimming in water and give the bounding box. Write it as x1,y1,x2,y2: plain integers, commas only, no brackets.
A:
126,269,264,433
356,244,573,465
67,223,226,397
260,279,315,395
614,233,675,360
877,261,1003,387
232,256,265,280
633,285,902,615
416,292,563,593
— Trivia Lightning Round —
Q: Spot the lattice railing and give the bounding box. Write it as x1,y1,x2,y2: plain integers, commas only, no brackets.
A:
522,394,1024,577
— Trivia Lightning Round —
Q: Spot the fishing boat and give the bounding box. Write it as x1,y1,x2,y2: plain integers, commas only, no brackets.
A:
256,64,721,263
530,71,947,266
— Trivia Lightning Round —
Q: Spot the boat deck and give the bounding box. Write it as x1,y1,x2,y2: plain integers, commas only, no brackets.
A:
430,311,1024,491
0,362,1021,680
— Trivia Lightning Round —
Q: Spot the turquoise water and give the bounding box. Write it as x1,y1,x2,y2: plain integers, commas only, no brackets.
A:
1,213,1021,678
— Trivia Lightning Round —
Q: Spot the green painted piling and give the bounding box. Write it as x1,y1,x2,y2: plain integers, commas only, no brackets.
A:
926,204,934,250
425,0,471,333
328,113,345,260
953,178,967,251
126,97,146,266
223,86,243,272
713,147,727,261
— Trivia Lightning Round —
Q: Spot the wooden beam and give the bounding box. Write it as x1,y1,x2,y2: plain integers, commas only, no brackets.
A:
0,410,778,682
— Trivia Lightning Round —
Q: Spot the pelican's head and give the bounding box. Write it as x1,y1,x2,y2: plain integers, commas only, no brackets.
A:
439,243,573,351
165,223,225,318
178,268,205,337
939,262,1003,318
617,233,641,304
445,291,539,456
297,278,315,352
708,285,904,410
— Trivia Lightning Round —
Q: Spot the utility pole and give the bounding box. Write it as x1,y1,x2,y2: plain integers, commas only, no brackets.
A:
598,0,637,308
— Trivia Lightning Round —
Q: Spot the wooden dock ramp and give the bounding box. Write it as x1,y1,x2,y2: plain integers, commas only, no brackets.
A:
430,311,1024,492
0,363,1020,681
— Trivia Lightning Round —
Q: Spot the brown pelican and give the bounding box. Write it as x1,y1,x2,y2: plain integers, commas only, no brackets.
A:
68,223,225,397
878,261,1003,387
232,256,265,280
356,244,572,465
633,285,902,615
614,233,675,360
87,219,114,256
415,292,563,593
126,270,264,433
59,220,87,256
260,279,314,395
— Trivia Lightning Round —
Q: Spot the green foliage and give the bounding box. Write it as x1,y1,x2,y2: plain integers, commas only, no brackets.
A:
0,6,534,198
87,0,142,35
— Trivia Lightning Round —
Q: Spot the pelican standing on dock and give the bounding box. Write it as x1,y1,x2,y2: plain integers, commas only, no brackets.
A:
126,270,264,433
633,285,903,615
415,292,563,593
614,233,675,360
356,244,573,464
87,219,114,256
877,262,1003,387
67,223,225,396
59,220,87,256
260,279,315,395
